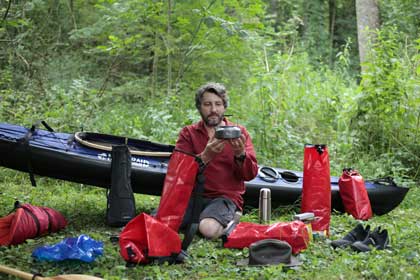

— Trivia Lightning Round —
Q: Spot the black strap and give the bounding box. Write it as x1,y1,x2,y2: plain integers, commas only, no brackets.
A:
41,208,53,234
29,120,55,133
221,221,237,243
32,273,43,280
127,247,136,261
8,201,21,215
10,202,42,237
20,205,41,237
181,166,205,251
21,126,36,186
20,121,55,187
315,144,326,155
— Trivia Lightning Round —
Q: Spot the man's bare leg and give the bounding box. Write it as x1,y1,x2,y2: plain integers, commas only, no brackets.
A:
199,218,224,239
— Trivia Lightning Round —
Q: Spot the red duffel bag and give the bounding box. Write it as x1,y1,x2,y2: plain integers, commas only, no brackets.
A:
338,169,372,220
223,221,310,254
301,144,331,236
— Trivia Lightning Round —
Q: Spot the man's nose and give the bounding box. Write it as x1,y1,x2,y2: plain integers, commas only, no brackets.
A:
210,104,218,112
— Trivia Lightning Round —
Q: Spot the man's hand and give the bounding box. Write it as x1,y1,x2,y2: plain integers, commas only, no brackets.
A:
229,134,246,157
200,136,225,164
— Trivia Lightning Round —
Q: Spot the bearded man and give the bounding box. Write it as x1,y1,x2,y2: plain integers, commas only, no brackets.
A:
175,82,258,239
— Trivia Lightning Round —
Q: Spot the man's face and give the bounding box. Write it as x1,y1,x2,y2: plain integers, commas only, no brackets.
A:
199,91,226,127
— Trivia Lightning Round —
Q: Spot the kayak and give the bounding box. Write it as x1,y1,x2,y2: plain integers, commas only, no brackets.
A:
0,122,409,215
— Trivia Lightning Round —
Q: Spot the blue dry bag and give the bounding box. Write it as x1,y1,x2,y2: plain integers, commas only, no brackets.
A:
32,234,103,262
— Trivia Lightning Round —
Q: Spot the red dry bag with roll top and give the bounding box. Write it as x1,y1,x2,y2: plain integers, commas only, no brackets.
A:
301,144,331,235
338,169,373,220
222,221,310,254
119,149,204,264
119,213,183,264
155,150,200,231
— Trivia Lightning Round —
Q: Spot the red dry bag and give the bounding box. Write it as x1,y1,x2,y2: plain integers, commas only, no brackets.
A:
301,144,331,235
119,213,182,264
0,202,67,246
119,150,202,264
338,169,373,220
223,221,310,254
155,150,200,231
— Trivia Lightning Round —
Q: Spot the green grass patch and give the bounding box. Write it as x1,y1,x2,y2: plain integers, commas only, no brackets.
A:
0,168,419,279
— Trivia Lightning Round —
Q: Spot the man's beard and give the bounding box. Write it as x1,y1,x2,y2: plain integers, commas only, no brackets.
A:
201,112,224,127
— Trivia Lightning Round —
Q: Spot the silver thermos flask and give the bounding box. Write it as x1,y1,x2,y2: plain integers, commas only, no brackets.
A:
259,188,271,224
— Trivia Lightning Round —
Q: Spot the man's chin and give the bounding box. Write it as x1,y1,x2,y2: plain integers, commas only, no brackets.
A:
205,118,222,127
205,122,220,127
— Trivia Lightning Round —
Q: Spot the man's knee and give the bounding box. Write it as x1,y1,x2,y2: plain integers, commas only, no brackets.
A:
199,218,224,239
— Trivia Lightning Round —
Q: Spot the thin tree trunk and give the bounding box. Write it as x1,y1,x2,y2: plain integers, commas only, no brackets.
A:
355,0,380,73
2,0,12,21
152,32,159,96
67,0,78,30
328,0,336,66
167,0,172,96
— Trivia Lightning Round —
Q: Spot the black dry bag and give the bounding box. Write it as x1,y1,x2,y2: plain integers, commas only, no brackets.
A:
106,145,136,227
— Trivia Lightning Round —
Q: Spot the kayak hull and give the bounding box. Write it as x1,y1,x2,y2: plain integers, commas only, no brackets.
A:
0,123,409,215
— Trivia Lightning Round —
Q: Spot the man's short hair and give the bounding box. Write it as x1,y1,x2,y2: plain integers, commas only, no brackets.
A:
195,82,229,109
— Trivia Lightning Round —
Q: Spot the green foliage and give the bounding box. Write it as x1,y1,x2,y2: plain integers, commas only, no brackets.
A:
379,0,420,39
68,0,266,98
351,26,420,180
233,51,358,174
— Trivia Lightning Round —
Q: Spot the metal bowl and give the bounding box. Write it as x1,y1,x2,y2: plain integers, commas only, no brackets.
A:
215,126,241,139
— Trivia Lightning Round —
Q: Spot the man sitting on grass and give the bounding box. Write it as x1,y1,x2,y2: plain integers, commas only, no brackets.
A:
176,82,258,239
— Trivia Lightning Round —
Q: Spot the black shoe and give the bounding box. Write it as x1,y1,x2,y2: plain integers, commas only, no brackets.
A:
331,224,371,249
351,227,389,252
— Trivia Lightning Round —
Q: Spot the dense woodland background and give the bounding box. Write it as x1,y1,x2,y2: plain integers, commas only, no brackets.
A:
1,0,419,185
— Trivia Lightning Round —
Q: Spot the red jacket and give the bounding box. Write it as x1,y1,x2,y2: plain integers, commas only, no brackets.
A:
175,119,258,210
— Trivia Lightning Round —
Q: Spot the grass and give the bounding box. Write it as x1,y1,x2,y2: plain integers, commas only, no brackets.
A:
0,168,419,280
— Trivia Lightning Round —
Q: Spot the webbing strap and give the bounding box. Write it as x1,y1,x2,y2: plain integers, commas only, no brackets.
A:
20,205,41,237
20,121,55,187
22,127,36,186
32,273,43,280
181,167,205,251
41,208,53,234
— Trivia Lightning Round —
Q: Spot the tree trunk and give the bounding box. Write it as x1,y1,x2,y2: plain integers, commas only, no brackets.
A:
167,0,172,96
328,0,336,66
2,0,12,21
68,0,77,30
355,0,380,73
152,32,159,96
